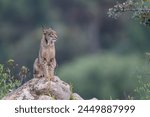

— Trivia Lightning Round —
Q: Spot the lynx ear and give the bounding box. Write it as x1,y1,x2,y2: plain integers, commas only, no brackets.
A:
42,25,46,34
42,29,47,34
43,29,47,34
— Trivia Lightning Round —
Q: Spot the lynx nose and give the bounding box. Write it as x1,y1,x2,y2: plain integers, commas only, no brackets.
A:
52,34,57,41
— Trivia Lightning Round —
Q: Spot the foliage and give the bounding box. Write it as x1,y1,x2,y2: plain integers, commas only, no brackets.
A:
134,78,150,99
132,53,150,99
57,53,143,99
0,59,30,99
108,0,150,27
107,0,150,87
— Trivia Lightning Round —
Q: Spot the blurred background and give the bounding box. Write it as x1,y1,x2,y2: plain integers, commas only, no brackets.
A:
0,0,150,99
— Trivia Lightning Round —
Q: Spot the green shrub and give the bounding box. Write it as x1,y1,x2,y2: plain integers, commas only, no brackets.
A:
134,78,150,99
57,53,144,99
132,55,150,99
0,59,29,99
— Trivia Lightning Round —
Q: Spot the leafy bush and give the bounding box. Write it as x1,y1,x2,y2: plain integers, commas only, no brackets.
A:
0,59,29,99
108,0,150,99
108,0,150,27
132,54,150,99
134,78,150,99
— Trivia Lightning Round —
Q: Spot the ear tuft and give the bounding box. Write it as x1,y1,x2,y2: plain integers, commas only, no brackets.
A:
42,25,46,34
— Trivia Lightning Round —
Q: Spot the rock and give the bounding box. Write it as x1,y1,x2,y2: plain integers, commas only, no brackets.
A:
90,97,98,100
16,88,35,100
72,93,84,100
2,76,97,100
50,76,71,100
2,76,71,100
38,95,54,100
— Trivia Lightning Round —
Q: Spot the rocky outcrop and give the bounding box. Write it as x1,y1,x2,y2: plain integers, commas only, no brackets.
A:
2,75,98,100
3,76,72,100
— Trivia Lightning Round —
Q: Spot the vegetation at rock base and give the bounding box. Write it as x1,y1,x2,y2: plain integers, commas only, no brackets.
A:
0,59,30,99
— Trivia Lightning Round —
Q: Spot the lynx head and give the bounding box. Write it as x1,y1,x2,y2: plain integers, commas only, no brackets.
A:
42,27,57,45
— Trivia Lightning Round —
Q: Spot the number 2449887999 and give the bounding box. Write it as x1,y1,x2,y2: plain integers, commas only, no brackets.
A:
77,105,135,114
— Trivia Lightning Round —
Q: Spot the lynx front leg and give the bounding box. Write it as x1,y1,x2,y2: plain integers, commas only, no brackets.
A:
49,58,56,69
33,58,44,78
43,63,49,80
48,58,56,81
